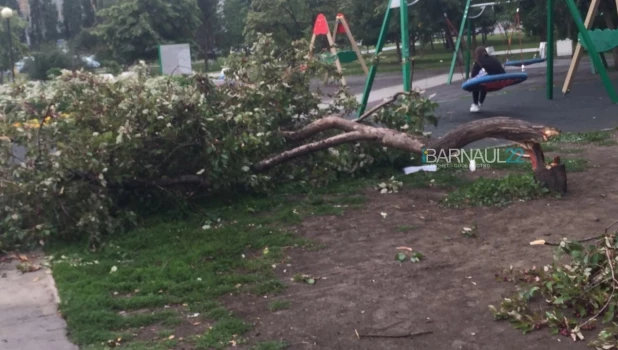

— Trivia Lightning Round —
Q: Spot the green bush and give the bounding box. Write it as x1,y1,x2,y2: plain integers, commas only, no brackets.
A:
0,34,438,250
101,60,122,75
22,48,87,81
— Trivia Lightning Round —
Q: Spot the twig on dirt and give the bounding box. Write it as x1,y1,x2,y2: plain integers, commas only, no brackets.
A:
606,220,618,234
356,92,409,123
575,249,617,335
396,246,414,252
358,331,432,339
530,235,607,247
533,221,618,247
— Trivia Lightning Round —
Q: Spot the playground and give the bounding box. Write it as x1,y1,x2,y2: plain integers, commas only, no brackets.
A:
5,0,618,350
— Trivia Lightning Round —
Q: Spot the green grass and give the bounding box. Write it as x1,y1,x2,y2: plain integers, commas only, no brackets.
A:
49,163,471,349
269,300,291,312
397,225,419,232
442,173,551,208
340,34,543,76
547,130,616,145
252,341,289,350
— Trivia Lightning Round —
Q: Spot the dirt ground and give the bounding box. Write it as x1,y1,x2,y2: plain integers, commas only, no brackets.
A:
222,139,618,350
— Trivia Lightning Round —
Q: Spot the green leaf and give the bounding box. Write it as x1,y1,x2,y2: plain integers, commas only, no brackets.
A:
396,252,406,262
604,304,616,324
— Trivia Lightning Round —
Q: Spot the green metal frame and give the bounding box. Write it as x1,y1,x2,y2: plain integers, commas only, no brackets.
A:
357,0,414,115
562,0,618,103
446,0,472,85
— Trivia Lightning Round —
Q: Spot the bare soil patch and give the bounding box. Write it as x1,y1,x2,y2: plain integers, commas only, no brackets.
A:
223,142,618,350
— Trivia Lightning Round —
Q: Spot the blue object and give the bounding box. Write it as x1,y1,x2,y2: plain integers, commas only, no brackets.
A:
504,57,546,67
461,72,528,92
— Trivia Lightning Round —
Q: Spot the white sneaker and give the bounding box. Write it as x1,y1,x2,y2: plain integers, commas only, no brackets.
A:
470,104,480,113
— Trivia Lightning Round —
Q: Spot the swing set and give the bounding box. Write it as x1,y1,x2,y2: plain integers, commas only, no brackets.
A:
308,13,368,86
357,0,420,115
447,2,531,93
448,0,618,103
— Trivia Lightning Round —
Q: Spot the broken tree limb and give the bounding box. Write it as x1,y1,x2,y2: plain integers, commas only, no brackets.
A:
358,330,433,339
254,131,370,171
426,117,560,150
356,92,410,123
255,116,561,173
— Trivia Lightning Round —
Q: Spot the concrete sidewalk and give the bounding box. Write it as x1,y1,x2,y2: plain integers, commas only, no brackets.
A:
0,254,78,350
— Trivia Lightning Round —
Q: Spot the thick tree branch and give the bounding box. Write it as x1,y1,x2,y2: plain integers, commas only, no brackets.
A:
426,117,560,150
258,116,560,173
282,116,380,141
253,131,369,171
356,92,410,123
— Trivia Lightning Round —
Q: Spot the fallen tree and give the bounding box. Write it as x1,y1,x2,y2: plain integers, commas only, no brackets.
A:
253,108,566,194
0,33,566,251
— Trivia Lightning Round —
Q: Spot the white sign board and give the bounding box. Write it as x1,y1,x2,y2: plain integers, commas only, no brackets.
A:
158,43,192,75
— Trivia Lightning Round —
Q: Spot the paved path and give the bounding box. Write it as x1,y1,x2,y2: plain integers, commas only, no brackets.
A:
320,56,618,149
0,254,78,350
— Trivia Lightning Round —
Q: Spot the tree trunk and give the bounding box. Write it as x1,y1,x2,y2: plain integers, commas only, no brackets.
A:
430,36,435,50
444,24,455,50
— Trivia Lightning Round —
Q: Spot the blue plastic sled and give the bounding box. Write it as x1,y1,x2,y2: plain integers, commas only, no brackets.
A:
504,57,546,67
461,72,528,93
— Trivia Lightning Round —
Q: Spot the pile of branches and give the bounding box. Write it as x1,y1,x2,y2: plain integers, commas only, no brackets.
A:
491,223,618,348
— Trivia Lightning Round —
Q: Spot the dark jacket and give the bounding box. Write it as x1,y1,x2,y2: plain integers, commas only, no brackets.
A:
471,53,505,78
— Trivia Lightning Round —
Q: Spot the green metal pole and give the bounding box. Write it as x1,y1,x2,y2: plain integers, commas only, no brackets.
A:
546,0,554,100
400,0,411,92
565,0,618,103
357,2,394,115
447,0,472,84
465,18,472,80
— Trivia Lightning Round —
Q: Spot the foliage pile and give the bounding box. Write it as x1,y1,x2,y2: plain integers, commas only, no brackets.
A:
0,34,438,251
490,231,618,348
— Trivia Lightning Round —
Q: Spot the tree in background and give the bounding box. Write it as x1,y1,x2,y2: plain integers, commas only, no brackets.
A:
62,0,84,39
0,0,19,13
92,0,201,64
245,0,338,47
28,0,60,48
196,0,220,70
221,0,251,50
0,13,26,82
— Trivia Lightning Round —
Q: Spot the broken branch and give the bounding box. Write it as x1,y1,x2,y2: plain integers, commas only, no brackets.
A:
358,330,433,339
356,92,410,123
258,116,560,173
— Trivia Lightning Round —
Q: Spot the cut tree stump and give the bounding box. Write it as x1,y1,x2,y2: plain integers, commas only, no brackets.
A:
526,142,568,195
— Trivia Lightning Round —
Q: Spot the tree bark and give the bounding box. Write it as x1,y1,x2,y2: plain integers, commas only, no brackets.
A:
253,116,561,173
